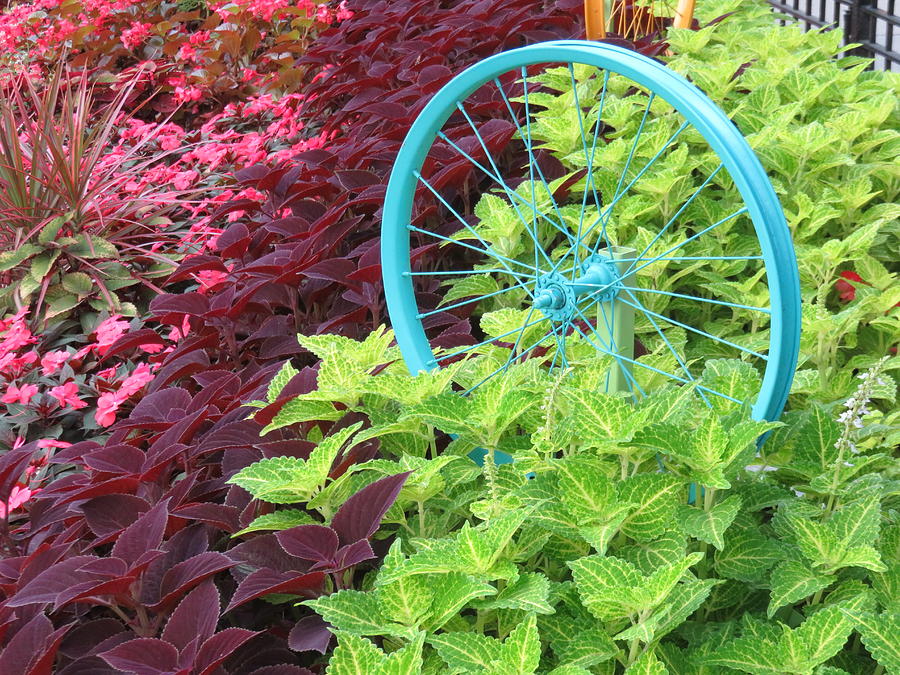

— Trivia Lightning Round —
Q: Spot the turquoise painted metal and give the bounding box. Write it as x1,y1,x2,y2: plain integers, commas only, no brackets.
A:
381,40,802,444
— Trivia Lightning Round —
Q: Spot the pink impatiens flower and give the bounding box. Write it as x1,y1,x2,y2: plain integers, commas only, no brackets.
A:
94,315,130,355
40,349,69,376
0,484,36,518
118,363,155,397
2,383,38,405
49,381,88,410
95,391,123,427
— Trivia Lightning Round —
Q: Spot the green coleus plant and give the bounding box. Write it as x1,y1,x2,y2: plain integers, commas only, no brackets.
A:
236,328,897,674
439,0,897,410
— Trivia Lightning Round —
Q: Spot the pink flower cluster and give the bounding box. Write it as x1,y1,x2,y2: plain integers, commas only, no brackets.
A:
0,312,192,439
120,21,152,51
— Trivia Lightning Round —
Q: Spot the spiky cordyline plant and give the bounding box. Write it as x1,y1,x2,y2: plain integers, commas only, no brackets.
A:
0,63,202,326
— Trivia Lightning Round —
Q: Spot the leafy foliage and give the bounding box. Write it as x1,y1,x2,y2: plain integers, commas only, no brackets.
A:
231,327,898,673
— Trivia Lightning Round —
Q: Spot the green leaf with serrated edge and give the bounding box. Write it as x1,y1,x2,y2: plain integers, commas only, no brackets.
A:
791,605,854,669
792,405,841,476
705,636,787,674
783,510,844,567
559,388,636,439
677,495,742,550
642,552,704,608
651,579,720,642
767,560,833,618
306,423,361,488
327,633,384,675
624,651,668,674
226,456,316,503
228,424,361,503
549,625,618,669
263,398,342,432
568,555,643,620
836,545,887,573
619,474,681,542
621,533,687,574
831,496,881,549
578,502,635,555
61,272,93,296
378,632,425,675
840,610,900,673
403,392,480,438
65,234,118,259
714,528,781,582
232,510,315,537
441,274,501,307
474,573,553,614
29,251,59,282
490,614,540,675
378,574,434,627
429,632,502,673
872,563,900,612
424,572,497,632
556,457,615,522
0,244,41,272
305,590,390,636
267,360,299,403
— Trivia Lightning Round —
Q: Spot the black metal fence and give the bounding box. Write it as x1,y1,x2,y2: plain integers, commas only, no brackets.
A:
767,0,899,69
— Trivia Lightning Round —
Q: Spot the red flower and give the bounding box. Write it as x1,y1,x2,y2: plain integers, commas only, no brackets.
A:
2,383,38,405
49,381,88,410
0,484,36,518
40,349,69,376
835,270,867,302
94,315,130,355
95,391,123,427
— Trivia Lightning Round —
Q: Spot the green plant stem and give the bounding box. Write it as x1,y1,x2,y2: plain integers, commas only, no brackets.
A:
810,588,825,606
417,500,426,537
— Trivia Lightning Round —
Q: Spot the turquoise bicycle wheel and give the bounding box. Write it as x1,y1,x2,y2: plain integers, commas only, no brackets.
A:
381,40,801,424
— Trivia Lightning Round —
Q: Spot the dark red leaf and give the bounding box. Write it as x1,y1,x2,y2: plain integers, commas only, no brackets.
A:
194,628,258,675
330,472,411,546
224,570,325,613
111,500,169,567
287,615,332,654
275,525,338,564
100,638,180,675
161,581,220,653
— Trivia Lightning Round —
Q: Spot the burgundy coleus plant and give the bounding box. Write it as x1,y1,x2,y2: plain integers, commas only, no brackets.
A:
0,357,409,670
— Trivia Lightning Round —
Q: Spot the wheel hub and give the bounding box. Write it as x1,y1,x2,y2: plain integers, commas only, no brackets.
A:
533,254,621,321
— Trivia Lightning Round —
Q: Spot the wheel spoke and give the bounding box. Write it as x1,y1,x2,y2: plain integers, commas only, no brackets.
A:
616,296,768,360
589,118,690,257
618,286,770,314
419,283,529,319
619,287,711,407
609,255,763,263
494,75,573,245
622,163,724,277
502,306,537,374
462,328,555,394
435,130,569,247
407,224,538,279
571,307,738,403
598,92,655,249
406,268,533,280
617,206,750,280
569,63,603,274
434,314,550,364
549,119,690,273
454,102,556,269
